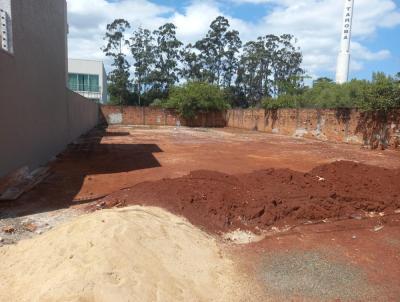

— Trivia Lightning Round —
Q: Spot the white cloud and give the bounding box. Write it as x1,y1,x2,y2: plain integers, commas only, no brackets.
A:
352,42,391,61
67,0,172,60
66,0,400,79
248,0,400,76
170,2,222,43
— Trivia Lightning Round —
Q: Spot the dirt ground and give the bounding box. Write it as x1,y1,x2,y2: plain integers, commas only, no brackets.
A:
1,125,400,301
96,160,400,234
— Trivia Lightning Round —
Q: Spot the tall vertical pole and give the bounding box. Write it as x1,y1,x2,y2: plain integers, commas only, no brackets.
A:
336,0,354,84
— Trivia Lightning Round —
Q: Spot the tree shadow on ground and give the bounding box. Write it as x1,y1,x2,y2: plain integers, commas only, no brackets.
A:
0,127,163,218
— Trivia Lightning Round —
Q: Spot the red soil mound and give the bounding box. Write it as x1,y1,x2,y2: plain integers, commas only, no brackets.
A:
95,161,400,233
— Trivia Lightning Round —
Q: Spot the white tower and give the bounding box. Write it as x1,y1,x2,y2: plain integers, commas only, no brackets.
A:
336,0,354,84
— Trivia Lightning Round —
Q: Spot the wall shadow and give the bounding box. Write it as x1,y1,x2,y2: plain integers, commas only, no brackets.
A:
0,127,163,218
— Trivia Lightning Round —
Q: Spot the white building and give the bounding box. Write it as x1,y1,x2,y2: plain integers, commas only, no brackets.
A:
68,59,108,103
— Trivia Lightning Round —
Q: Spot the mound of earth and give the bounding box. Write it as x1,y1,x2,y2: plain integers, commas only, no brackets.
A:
97,161,400,233
0,206,248,302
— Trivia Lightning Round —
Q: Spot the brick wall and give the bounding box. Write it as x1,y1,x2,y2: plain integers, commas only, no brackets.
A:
100,106,226,128
226,108,400,149
101,106,400,149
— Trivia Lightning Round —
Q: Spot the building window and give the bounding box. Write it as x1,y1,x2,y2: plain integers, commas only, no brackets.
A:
0,0,13,53
68,73,100,92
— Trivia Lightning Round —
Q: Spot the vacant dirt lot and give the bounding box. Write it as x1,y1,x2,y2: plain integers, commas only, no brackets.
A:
4,125,400,218
1,125,400,301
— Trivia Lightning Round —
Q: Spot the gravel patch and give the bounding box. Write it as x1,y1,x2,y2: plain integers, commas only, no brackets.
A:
260,250,375,301
385,237,400,248
0,208,81,246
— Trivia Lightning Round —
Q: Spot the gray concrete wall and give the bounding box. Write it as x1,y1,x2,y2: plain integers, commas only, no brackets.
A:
0,0,99,178
68,90,99,141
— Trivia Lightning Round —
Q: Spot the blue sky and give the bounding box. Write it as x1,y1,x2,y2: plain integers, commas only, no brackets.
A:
359,26,400,79
67,0,400,81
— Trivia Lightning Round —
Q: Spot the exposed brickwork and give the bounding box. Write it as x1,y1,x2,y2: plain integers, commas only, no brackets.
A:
100,106,226,128
101,106,399,149
227,108,400,149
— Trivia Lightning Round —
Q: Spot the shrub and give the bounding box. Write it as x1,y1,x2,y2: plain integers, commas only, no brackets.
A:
149,98,164,107
262,72,400,111
163,82,230,118
263,95,299,109
359,72,400,111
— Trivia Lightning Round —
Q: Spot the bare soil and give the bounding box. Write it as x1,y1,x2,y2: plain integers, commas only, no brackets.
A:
1,125,400,301
4,125,399,223
95,161,400,233
233,214,400,301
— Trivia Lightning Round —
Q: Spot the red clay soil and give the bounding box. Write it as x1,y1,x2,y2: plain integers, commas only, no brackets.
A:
94,161,400,233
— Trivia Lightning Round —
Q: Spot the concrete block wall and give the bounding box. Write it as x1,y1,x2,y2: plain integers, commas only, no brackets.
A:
0,0,99,178
67,90,99,141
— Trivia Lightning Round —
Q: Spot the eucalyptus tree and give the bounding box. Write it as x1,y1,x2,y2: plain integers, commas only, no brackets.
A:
151,23,183,95
236,34,304,106
130,27,155,105
180,44,202,82
222,29,242,87
195,16,241,87
271,34,304,96
102,16,306,107
102,19,132,104
236,38,266,106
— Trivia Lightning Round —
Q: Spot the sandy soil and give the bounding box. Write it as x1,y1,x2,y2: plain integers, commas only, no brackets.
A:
0,206,258,302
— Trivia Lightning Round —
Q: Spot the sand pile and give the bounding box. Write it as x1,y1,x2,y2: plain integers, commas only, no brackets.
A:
0,206,246,302
96,161,400,233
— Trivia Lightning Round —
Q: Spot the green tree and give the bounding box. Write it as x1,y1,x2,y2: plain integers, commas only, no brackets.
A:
262,72,400,111
195,16,242,87
270,34,304,96
395,72,400,87
102,19,132,105
362,72,400,111
222,29,242,87
150,23,183,96
163,82,230,118
237,36,280,106
130,27,155,105
313,77,333,85
180,44,202,81
236,34,304,107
